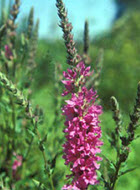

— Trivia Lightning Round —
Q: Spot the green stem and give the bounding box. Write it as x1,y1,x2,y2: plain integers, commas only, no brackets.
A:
50,175,55,190
10,96,16,150
110,160,121,190
36,129,47,170
23,135,34,161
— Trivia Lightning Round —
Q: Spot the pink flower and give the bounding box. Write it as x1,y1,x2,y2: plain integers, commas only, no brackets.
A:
62,61,93,96
62,61,103,189
5,45,13,59
12,153,23,180
12,156,22,170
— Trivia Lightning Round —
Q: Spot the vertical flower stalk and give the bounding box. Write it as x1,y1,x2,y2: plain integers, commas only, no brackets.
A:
5,0,20,77
83,20,91,65
127,81,140,143
110,96,122,154
20,7,35,67
110,96,122,132
6,0,20,48
83,20,89,55
56,0,103,188
27,19,39,71
27,7,34,40
121,81,140,146
62,62,103,190
56,0,81,65
21,19,39,90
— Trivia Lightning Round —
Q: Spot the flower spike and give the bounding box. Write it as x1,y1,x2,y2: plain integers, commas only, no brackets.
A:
56,0,81,65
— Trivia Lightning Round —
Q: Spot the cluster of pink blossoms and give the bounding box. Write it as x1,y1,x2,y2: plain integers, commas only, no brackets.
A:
62,62,103,190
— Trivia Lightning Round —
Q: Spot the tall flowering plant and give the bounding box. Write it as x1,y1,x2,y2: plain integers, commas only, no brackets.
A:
62,62,103,189
56,0,103,189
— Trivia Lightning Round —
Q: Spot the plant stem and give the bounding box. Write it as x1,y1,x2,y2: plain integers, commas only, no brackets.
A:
111,160,121,190
10,96,16,150
36,128,47,170
23,135,34,161
50,175,55,190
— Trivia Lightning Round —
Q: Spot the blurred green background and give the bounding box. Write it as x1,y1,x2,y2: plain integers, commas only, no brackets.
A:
0,0,140,189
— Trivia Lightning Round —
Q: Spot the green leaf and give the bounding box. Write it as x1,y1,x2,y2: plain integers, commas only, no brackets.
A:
21,33,26,46
32,179,40,186
32,179,46,189
101,154,115,169
27,129,35,137
41,134,47,144
119,167,138,177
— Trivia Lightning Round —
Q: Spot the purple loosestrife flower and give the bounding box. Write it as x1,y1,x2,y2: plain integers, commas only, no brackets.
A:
62,61,103,190
12,152,23,180
4,45,13,59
